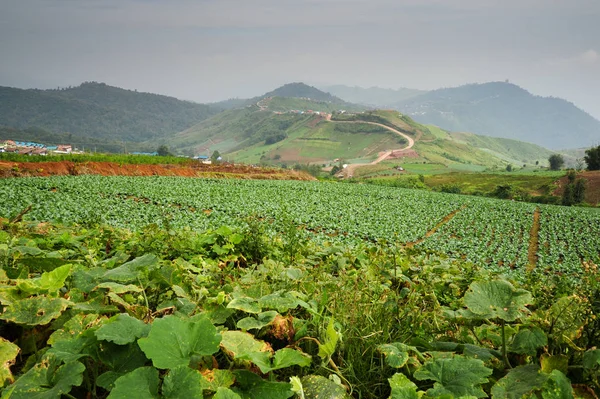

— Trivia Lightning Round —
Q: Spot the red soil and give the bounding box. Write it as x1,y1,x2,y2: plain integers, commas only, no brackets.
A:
0,161,315,181
553,171,600,205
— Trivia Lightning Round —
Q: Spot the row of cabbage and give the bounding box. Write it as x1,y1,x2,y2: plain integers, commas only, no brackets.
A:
537,205,600,273
1,175,598,273
0,176,462,244
417,199,536,273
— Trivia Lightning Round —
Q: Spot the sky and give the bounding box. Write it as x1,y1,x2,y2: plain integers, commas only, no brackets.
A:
1,0,599,119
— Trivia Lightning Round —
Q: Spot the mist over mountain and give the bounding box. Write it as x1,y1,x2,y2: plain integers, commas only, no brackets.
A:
322,85,426,108
394,82,600,149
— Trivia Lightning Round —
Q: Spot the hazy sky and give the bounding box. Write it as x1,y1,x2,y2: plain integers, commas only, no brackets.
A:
1,0,599,118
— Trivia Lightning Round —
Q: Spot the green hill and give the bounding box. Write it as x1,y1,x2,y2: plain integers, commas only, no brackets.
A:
162,103,558,171
396,82,600,149
0,82,221,143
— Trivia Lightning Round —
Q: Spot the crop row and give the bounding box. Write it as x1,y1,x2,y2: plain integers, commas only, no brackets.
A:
1,175,598,275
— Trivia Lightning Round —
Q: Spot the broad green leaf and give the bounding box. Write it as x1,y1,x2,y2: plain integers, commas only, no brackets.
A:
95,313,150,345
583,349,600,370
378,343,419,368
0,296,70,325
541,354,569,374
102,254,159,283
300,375,350,399
47,333,97,363
162,366,204,399
544,296,588,346
414,356,492,398
237,311,278,331
233,370,294,399
318,318,340,360
98,342,149,376
491,364,549,399
220,331,271,360
199,369,235,391
108,366,159,399
272,348,312,370
463,280,532,322
138,315,221,369
16,264,71,295
510,327,548,356
258,292,300,312
227,297,261,314
4,357,85,399
388,373,419,399
10,246,43,256
0,337,19,388
541,370,574,399
95,282,143,294
214,387,242,399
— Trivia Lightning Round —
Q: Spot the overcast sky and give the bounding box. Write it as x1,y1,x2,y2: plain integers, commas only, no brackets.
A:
1,0,599,118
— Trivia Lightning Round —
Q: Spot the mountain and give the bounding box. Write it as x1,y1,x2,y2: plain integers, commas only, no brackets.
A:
323,85,426,107
0,82,222,143
160,99,557,171
262,82,344,103
395,82,600,149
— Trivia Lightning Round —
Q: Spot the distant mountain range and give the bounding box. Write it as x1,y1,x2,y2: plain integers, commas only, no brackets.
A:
1,80,598,153
323,85,426,108
326,82,600,149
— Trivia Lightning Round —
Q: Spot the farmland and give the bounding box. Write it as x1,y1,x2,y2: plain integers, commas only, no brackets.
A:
1,175,600,398
1,176,599,276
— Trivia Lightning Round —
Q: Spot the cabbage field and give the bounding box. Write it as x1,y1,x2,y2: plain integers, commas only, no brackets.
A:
1,175,600,398
1,175,599,276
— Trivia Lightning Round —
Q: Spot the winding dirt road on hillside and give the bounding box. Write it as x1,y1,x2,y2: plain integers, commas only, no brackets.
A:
330,121,415,178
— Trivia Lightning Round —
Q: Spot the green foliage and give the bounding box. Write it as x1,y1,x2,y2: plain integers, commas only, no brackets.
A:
549,154,565,171
584,145,600,171
463,280,532,322
138,316,221,369
414,356,492,398
0,176,599,398
0,82,220,144
156,145,173,157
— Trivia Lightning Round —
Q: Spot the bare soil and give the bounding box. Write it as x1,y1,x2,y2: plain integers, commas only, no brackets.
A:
553,171,600,205
0,161,315,181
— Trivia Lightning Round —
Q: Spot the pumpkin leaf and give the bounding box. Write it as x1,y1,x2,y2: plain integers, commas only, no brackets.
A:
95,313,150,345
0,337,20,388
161,365,204,399
138,315,221,369
414,356,492,398
388,373,419,399
107,366,159,399
463,280,532,322
0,296,70,325
510,327,547,356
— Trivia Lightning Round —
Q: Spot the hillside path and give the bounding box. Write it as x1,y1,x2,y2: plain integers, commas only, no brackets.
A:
329,120,415,178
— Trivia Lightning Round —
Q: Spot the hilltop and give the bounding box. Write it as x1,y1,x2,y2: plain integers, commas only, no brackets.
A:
0,82,221,145
394,82,600,149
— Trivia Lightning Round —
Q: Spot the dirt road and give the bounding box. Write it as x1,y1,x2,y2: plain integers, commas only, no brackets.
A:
330,121,415,178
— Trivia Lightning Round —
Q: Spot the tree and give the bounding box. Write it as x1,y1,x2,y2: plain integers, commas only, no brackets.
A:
211,150,221,163
157,145,173,157
505,164,513,172
562,183,574,206
548,154,564,171
584,145,600,171
573,178,587,204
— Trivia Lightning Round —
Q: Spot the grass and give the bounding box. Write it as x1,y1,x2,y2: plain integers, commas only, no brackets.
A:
423,172,562,195
0,152,195,165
